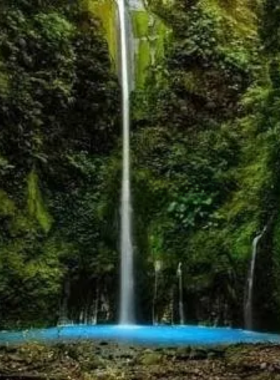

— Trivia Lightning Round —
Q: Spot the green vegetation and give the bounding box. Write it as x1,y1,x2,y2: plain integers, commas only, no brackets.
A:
0,0,120,327
0,0,280,331
131,0,280,328
86,0,118,64
131,8,168,88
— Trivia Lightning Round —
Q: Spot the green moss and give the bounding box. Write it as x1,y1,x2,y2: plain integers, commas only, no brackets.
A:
153,19,167,59
10,214,35,236
132,9,168,88
131,11,150,38
210,146,269,259
27,170,53,233
201,0,257,39
35,12,75,41
0,62,9,97
86,0,118,64
136,40,151,88
0,190,15,216
231,221,258,259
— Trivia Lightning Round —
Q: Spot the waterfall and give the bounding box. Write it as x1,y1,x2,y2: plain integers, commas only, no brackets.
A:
177,262,185,325
244,227,266,330
152,260,162,325
58,296,68,326
118,0,135,325
58,280,70,326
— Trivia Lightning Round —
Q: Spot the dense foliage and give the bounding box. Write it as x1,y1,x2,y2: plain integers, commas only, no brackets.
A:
0,0,120,327
132,0,280,328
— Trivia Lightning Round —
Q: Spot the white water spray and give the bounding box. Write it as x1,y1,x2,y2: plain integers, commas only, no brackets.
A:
244,226,266,330
118,0,135,324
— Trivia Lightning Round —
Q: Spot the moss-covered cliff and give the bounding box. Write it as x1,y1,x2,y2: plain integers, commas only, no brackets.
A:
131,0,280,328
0,0,120,327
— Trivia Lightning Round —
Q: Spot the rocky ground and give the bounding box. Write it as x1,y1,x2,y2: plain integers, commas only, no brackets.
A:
0,341,280,380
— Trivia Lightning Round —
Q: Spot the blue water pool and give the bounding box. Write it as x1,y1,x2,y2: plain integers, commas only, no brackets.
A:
0,325,280,346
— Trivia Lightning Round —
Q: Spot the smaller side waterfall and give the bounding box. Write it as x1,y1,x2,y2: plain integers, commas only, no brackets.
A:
58,280,70,326
152,260,162,325
244,226,267,330
177,262,185,325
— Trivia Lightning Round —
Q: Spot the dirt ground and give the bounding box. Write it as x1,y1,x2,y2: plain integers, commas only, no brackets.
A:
0,341,280,380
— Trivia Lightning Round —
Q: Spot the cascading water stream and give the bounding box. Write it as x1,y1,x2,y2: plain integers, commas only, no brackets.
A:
152,260,162,325
118,0,135,325
177,263,185,325
244,227,266,330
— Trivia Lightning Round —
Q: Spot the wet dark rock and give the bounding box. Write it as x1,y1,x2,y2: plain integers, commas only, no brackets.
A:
2,346,17,354
189,348,208,360
176,347,191,359
207,348,226,359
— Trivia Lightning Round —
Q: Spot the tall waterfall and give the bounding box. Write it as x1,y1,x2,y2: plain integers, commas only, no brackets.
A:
244,227,266,330
118,0,135,325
